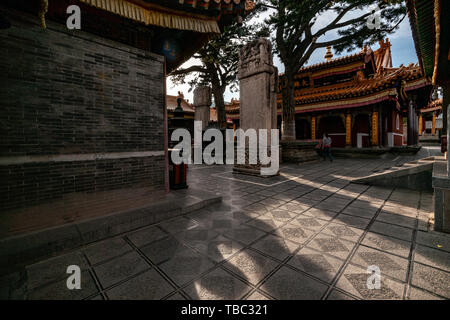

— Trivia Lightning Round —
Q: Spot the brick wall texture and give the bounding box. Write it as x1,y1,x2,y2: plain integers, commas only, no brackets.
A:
0,7,166,211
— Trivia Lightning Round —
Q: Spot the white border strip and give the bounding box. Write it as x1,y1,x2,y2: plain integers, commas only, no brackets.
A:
0,151,165,166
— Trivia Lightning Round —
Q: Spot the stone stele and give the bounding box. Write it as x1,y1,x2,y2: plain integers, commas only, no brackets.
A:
233,38,279,177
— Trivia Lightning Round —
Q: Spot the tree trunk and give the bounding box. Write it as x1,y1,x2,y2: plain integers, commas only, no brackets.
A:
281,73,296,140
213,86,227,129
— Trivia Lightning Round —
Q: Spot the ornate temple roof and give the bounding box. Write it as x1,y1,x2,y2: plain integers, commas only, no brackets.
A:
420,98,443,114
280,63,426,114
406,0,449,85
78,0,255,33
226,39,431,117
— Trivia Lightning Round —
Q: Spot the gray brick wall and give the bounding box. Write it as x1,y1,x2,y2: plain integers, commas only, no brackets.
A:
0,7,166,211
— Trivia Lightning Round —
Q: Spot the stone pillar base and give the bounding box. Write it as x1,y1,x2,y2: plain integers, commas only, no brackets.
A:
233,164,279,178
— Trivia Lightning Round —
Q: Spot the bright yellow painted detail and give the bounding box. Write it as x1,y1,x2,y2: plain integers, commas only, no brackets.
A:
311,117,316,140
432,113,436,135
372,111,378,146
345,114,351,145
419,115,423,135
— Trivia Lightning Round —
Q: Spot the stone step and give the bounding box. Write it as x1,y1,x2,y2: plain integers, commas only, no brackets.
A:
0,188,221,275
352,157,435,191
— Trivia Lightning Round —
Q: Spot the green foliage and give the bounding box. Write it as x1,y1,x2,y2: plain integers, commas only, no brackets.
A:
263,0,407,74
170,6,269,94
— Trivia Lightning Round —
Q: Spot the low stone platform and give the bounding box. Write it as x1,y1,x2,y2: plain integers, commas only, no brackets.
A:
432,157,450,233
352,157,435,191
0,187,221,274
281,140,320,163
331,146,421,158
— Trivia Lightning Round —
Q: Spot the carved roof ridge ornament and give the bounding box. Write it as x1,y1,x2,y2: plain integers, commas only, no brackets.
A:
38,0,48,29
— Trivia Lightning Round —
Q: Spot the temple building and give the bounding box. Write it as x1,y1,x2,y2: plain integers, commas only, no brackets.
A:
278,39,433,148
225,39,432,149
0,0,253,211
419,98,443,137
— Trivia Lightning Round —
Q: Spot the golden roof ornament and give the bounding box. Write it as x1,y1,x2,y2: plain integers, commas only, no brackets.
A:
324,46,333,61
38,0,48,29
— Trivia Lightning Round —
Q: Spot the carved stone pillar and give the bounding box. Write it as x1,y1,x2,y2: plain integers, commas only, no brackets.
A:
193,86,212,130
407,100,415,146
233,38,279,176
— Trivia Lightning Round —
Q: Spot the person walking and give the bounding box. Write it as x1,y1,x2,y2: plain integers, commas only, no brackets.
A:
322,133,334,162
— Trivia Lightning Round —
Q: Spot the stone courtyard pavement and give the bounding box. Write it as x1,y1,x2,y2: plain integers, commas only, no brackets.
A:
2,153,450,300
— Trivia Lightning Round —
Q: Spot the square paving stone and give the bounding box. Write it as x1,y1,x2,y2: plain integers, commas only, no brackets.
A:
350,246,409,282
185,268,251,300
336,264,404,300
275,225,315,244
127,226,169,247
245,214,286,232
414,245,450,272
106,269,174,300
165,293,187,300
258,198,286,208
231,211,256,222
260,266,328,300
28,270,98,300
223,226,266,245
293,215,328,232
83,237,132,265
244,203,271,215
288,247,344,283
416,231,450,252
158,249,215,287
334,214,371,230
188,235,243,263
278,202,310,214
245,290,271,300
26,251,89,290
411,263,450,299
251,234,298,261
342,205,378,219
315,201,348,213
382,205,417,217
159,217,200,234
94,251,149,288
350,200,383,210
141,236,191,265
326,289,356,300
175,229,220,244
376,212,416,229
223,249,279,285
368,221,413,242
303,208,338,221
292,198,321,207
266,209,296,222
307,234,355,260
361,233,411,258
408,286,445,300
321,223,364,243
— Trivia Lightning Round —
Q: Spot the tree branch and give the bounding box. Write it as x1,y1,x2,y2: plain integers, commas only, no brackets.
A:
169,65,208,76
